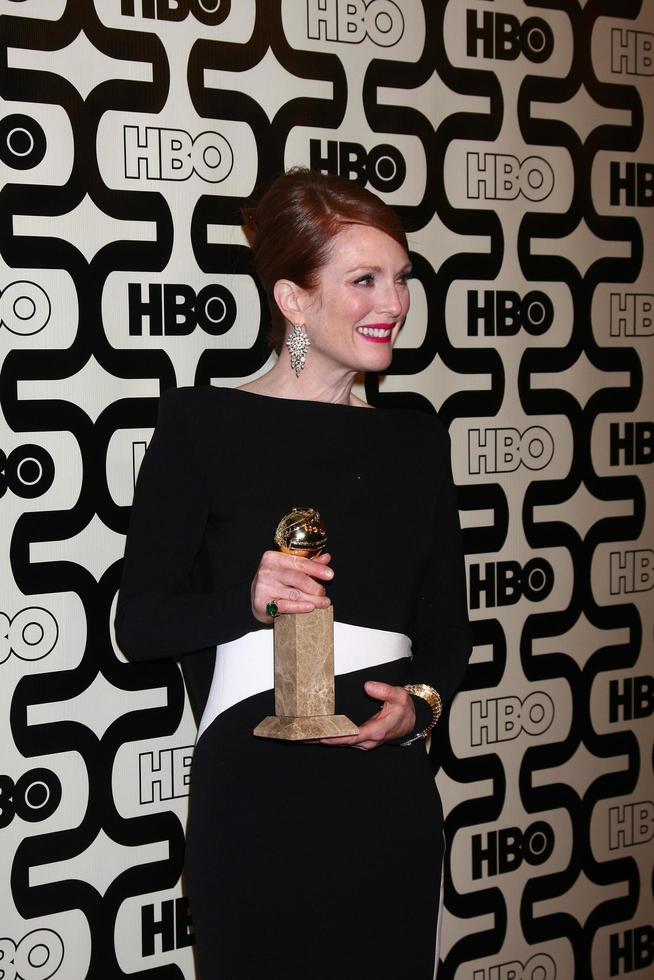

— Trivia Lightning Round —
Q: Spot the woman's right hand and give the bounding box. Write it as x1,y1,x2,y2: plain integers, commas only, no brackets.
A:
251,551,334,623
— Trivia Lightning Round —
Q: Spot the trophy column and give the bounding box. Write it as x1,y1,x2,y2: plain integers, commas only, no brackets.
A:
253,508,359,741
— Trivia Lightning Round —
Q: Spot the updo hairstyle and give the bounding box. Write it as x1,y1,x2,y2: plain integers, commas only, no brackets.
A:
242,168,408,354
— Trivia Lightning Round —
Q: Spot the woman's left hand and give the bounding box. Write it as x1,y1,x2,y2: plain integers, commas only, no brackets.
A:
320,680,416,751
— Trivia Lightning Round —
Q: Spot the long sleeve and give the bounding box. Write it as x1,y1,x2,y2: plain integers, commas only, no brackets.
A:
406,428,472,713
115,388,258,662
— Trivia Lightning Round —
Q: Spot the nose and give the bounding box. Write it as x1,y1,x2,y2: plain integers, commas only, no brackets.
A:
379,281,404,318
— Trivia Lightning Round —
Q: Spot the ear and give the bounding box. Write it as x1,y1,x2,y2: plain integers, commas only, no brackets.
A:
273,279,310,326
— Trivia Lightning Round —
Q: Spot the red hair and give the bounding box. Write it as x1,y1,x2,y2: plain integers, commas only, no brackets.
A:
242,168,408,353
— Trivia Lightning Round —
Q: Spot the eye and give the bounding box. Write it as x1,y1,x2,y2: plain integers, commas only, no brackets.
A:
354,273,375,287
396,271,413,286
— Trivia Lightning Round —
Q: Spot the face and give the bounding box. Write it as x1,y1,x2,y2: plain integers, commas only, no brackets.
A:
298,223,411,376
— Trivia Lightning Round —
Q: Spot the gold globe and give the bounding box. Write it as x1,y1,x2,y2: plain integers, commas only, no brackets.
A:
274,508,327,558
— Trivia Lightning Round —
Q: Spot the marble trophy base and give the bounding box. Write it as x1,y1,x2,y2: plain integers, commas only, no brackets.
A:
253,713,358,740
253,606,359,741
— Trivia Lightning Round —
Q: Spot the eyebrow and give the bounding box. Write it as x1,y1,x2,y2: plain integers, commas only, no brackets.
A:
347,263,413,274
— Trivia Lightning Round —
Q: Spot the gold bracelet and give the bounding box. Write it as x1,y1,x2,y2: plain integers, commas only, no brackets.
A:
401,684,443,746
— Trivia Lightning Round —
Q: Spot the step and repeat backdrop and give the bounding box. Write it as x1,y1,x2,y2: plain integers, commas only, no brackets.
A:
1,1,652,978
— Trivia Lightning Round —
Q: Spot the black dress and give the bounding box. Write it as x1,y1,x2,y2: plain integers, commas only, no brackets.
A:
116,385,471,980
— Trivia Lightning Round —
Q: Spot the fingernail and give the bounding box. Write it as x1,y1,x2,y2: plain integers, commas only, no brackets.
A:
324,568,334,578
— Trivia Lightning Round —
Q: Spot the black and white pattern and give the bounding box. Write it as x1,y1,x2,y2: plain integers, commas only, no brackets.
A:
1,1,652,978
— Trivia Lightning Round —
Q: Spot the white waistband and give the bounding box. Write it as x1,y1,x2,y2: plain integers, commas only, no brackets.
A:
197,621,411,739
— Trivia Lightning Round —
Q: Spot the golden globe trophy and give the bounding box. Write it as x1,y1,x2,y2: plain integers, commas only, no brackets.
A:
253,508,359,741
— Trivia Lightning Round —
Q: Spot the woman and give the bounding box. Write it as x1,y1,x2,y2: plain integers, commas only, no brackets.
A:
116,168,472,979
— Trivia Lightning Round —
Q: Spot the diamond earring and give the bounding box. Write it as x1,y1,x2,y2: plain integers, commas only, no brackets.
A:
286,323,311,377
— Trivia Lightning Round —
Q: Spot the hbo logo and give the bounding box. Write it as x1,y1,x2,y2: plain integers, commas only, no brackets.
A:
128,283,236,337
610,161,654,208
468,153,555,201
471,691,555,746
610,293,653,337
120,0,227,24
0,607,58,663
124,126,233,183
307,0,404,47
469,558,554,610
0,281,50,335
473,954,557,980
468,426,555,474
467,290,554,337
612,29,654,76
610,926,654,976
466,10,554,62
0,769,62,829
609,801,654,849
310,139,405,193
472,821,555,878
0,446,55,499
0,931,64,980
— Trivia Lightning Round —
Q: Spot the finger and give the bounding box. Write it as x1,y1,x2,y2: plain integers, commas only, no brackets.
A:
321,718,384,748
320,734,364,747
277,552,335,581
312,552,332,566
320,735,380,751
274,598,321,616
262,591,331,615
364,680,407,704
285,573,330,598
256,567,331,599
259,550,332,579
258,576,326,601
262,583,332,607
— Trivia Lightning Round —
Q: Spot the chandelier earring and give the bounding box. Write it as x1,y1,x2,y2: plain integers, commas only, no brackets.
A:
286,323,311,377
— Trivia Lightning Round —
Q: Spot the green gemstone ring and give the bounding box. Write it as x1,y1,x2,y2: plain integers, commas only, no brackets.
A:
266,600,279,618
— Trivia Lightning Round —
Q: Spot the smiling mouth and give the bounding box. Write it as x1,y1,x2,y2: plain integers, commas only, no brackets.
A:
356,325,393,342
